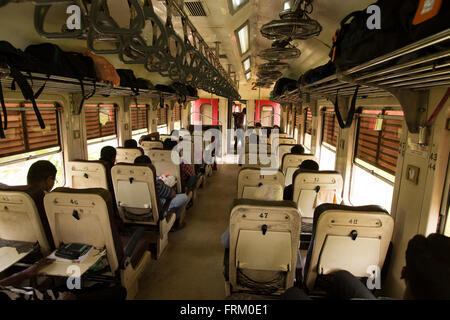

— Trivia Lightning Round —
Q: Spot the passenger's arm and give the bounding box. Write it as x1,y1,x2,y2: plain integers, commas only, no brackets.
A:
0,259,53,287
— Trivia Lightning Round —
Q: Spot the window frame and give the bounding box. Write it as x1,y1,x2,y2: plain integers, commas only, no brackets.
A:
0,101,66,187
259,105,274,127
235,20,251,56
228,0,250,15
0,102,62,161
130,104,149,134
321,108,338,152
353,108,404,184
85,103,118,145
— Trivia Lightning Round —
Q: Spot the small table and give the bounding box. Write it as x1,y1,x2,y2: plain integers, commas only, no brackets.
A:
0,246,34,273
38,247,107,277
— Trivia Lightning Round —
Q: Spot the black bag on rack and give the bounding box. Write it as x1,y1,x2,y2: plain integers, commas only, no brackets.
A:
0,41,46,139
409,0,450,42
136,78,154,90
273,78,297,97
186,85,198,98
24,43,97,111
171,82,191,103
330,0,417,71
301,60,336,86
155,84,176,94
116,69,140,95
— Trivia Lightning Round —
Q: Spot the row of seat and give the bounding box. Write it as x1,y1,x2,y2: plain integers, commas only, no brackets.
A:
225,200,393,295
225,138,394,296
0,135,217,299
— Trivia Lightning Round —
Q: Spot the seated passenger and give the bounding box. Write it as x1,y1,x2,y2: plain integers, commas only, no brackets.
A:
283,159,319,201
27,160,57,193
291,145,305,155
124,139,138,148
134,155,187,230
163,139,199,191
124,139,145,154
283,233,450,300
0,258,126,300
139,132,160,145
100,146,117,170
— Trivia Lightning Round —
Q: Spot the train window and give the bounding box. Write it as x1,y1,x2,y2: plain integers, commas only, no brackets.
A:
229,0,249,15
303,108,312,152
200,103,213,125
294,109,301,142
131,104,149,141
350,109,404,212
172,103,181,131
157,106,168,134
85,104,118,160
320,108,338,170
0,103,65,187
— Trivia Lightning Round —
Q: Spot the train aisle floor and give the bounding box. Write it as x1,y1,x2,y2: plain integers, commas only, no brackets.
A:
136,163,239,300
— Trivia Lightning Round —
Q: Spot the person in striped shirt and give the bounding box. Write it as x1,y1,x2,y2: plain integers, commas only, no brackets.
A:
163,139,200,191
134,155,187,230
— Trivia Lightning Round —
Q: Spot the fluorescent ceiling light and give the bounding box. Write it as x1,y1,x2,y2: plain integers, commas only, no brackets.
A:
243,57,251,72
284,1,291,10
236,22,249,55
232,0,245,10
246,71,251,80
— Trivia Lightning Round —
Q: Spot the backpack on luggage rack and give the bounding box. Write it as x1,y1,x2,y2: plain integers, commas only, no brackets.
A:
25,43,97,113
0,41,46,139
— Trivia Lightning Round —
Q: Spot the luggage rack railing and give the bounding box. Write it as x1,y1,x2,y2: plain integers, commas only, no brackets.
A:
0,69,198,102
299,28,450,99
272,29,450,104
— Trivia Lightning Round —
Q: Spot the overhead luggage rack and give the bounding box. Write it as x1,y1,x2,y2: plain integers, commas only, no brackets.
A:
271,88,303,104
268,28,450,132
0,69,198,102
299,29,450,100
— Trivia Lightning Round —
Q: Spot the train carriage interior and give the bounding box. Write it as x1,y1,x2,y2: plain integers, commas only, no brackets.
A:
0,0,449,303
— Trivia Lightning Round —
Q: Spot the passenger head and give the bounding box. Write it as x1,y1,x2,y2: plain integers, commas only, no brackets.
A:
124,139,138,148
100,146,117,166
402,233,450,300
291,145,305,155
27,160,57,192
163,139,178,150
134,155,152,165
273,125,280,130
299,160,319,171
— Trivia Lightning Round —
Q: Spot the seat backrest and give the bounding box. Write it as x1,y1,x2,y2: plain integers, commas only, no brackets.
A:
111,164,162,225
269,133,288,143
276,144,300,168
237,167,284,200
147,149,182,193
242,153,274,169
116,147,144,164
44,188,123,274
304,204,394,292
141,141,163,154
282,154,317,185
0,185,52,255
229,199,301,295
278,138,296,145
68,160,109,189
292,171,343,220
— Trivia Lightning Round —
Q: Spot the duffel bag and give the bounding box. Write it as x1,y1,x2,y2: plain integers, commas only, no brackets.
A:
273,78,297,97
117,69,139,94
301,60,336,86
330,0,416,71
